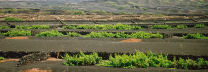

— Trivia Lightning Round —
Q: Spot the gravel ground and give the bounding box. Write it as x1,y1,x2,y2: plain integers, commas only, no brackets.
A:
0,39,207,56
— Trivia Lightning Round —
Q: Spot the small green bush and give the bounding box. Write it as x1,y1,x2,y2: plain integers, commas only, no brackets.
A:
197,58,206,69
114,32,129,38
152,25,171,29
176,25,188,29
183,33,208,39
4,30,31,37
130,32,163,39
114,24,132,30
148,52,174,68
63,52,102,66
15,25,31,29
36,30,63,37
15,25,50,29
151,32,164,38
86,32,115,38
0,25,10,29
178,58,198,69
194,24,205,28
4,17,23,22
0,57,4,60
130,32,152,39
67,32,81,37
100,52,149,68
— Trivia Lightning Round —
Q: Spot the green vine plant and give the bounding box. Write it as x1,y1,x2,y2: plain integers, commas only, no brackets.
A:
4,17,24,22
151,25,172,29
3,30,31,37
86,31,163,39
176,25,188,29
63,24,142,30
62,51,208,70
194,24,205,28
183,33,208,39
67,32,81,37
0,25,10,29
15,25,50,29
0,57,4,61
63,52,102,66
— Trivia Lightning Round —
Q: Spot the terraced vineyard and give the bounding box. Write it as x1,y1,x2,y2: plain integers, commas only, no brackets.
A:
0,15,208,72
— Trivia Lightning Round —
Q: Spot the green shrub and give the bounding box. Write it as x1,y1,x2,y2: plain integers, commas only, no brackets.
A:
151,33,164,38
205,61,208,66
176,25,188,29
0,25,10,29
100,52,149,68
152,25,171,29
99,51,208,69
178,58,198,69
62,24,142,30
63,52,102,66
114,32,129,38
86,32,115,38
4,30,31,37
197,58,205,69
174,58,208,69
130,32,163,39
100,51,173,69
147,52,174,68
67,32,81,37
183,33,208,39
0,57,4,60
132,25,142,30
4,17,23,22
36,30,63,37
86,31,163,39
130,32,152,39
93,24,115,30
194,24,205,28
114,24,132,30
15,25,50,29
15,25,31,29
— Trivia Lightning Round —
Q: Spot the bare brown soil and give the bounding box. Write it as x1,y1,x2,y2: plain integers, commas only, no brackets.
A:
19,68,53,72
0,58,62,63
0,59,19,63
5,36,29,40
46,57,62,61
121,38,142,42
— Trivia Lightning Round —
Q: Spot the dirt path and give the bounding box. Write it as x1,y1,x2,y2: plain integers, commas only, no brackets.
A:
0,39,207,56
